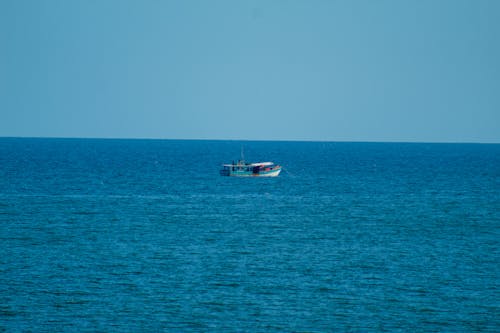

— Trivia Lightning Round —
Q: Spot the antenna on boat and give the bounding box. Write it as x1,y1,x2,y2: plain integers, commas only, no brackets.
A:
240,146,245,162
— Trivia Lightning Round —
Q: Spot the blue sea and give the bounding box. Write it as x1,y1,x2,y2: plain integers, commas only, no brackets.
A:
1,138,499,332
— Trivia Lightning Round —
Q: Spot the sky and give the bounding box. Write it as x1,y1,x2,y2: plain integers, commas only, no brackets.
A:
1,0,499,143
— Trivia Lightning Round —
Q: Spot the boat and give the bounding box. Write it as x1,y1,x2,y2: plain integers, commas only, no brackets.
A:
220,160,282,177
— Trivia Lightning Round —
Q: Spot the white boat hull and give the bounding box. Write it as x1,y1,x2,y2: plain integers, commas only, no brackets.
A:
228,168,281,177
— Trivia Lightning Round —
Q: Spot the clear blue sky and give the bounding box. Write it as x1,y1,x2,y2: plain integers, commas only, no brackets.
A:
1,0,499,142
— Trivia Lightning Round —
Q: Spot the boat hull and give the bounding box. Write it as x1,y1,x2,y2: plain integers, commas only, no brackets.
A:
220,167,282,177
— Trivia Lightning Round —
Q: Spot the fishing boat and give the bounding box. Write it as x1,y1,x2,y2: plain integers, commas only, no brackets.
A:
220,160,282,177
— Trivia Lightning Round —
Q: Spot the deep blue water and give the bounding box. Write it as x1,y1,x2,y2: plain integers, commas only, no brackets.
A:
0,138,499,332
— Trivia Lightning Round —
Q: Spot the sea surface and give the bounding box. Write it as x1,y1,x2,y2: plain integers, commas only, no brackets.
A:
0,138,499,332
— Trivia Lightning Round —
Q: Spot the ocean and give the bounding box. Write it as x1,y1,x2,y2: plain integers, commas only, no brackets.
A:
0,138,499,332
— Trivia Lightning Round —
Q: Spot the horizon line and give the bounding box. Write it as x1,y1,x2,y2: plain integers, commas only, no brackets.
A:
1,135,499,145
